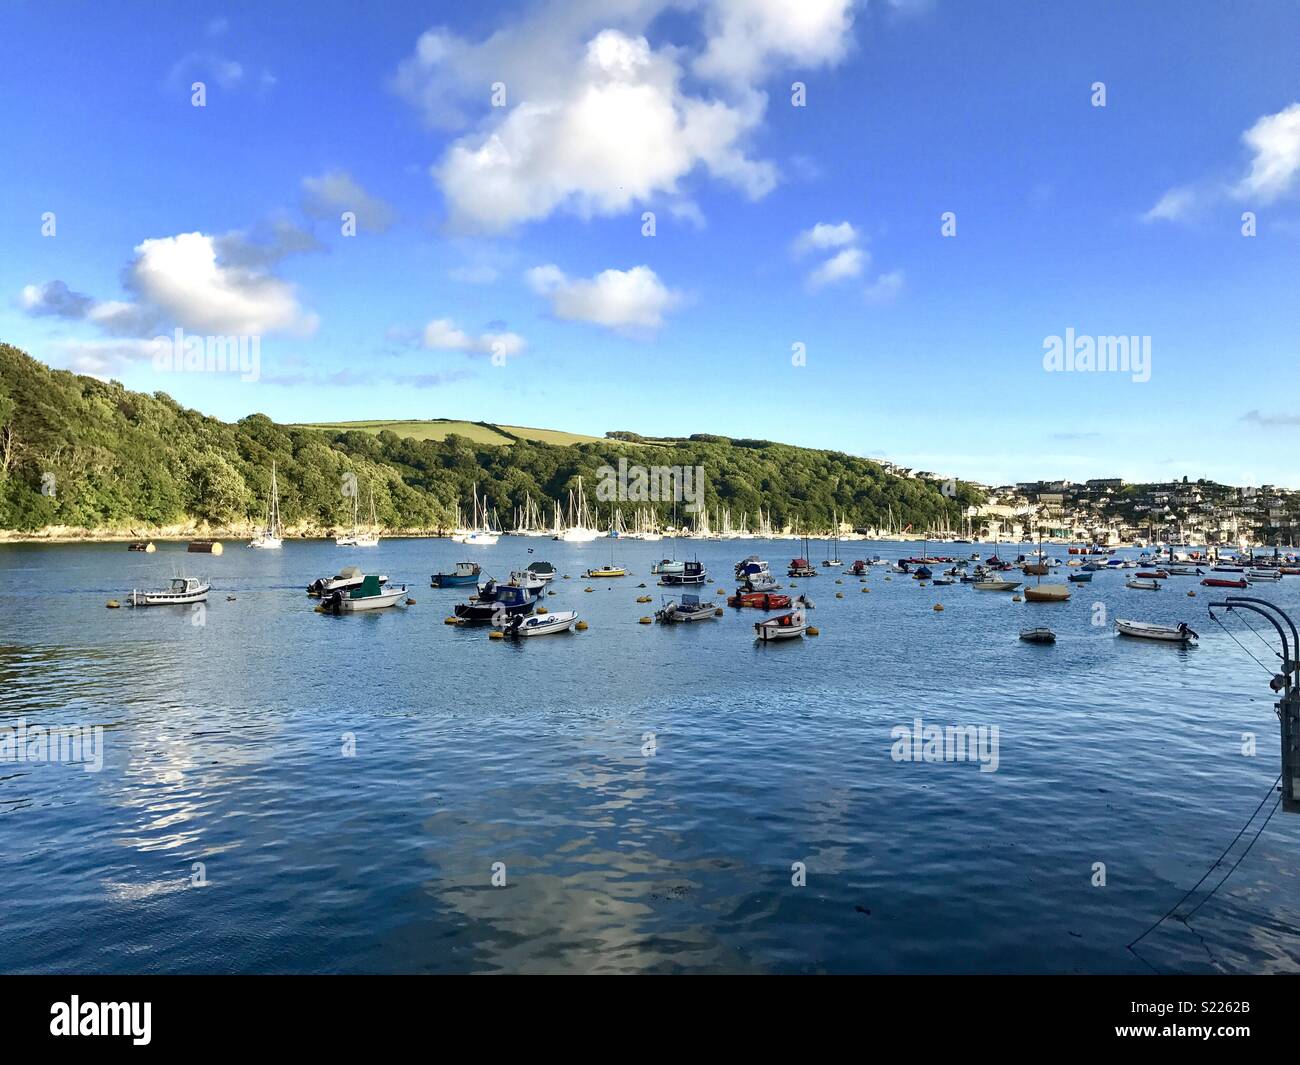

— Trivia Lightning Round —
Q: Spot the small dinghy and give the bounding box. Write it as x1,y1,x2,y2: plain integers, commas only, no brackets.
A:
655,593,717,624
1115,619,1198,644
754,612,809,641
431,561,482,588
1126,578,1160,591
1067,571,1093,583
1201,576,1247,589
525,561,557,583
1247,570,1282,582
128,576,209,607
501,610,578,637
1019,627,1056,644
931,576,956,586
973,579,1020,592
1135,570,1169,580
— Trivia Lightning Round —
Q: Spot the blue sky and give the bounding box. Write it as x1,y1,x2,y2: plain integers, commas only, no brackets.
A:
2,0,1299,487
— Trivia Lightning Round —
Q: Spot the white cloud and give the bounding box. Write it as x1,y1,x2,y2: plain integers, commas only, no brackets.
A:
527,263,679,331
1235,102,1300,202
423,318,525,357
1142,185,1200,223
793,220,858,256
302,170,396,233
395,3,858,232
863,269,904,304
806,246,865,289
694,0,856,88
128,232,317,336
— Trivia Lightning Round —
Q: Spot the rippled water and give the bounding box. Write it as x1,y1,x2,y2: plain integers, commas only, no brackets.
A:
1,537,1297,973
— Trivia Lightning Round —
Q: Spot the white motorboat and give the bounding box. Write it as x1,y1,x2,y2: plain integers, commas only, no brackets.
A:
128,576,210,606
1247,570,1282,582
501,610,578,637
320,574,407,613
508,570,547,595
973,579,1020,592
651,559,686,575
310,565,387,597
654,593,718,624
1115,619,1198,643
754,612,809,641
525,561,557,583
249,461,284,549
736,556,779,590
1126,578,1160,590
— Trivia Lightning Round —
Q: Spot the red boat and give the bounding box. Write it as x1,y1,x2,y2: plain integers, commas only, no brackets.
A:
1136,570,1169,579
847,560,869,576
1201,577,1248,589
728,591,793,610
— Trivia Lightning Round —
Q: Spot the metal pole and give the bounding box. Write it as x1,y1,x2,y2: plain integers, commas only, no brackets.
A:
1209,600,1299,812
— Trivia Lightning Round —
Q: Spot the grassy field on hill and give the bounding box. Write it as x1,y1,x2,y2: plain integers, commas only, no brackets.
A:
292,419,609,447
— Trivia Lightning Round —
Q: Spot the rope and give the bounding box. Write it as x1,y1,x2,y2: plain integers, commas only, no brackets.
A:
1127,772,1282,954
1208,612,1278,679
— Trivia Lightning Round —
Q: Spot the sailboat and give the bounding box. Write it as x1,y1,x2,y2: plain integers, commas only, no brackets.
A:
249,462,284,549
454,484,500,546
1023,528,1069,602
336,483,380,547
554,477,600,542
821,512,842,567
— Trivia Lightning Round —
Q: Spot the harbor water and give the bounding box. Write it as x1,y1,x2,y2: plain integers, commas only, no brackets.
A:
1,538,1297,973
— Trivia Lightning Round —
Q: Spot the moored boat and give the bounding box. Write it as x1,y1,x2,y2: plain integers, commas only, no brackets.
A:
1019,627,1056,644
728,591,793,610
1126,578,1160,590
655,593,718,624
321,574,407,613
1115,619,1198,643
128,576,209,607
309,565,382,597
455,583,535,623
973,579,1020,591
1201,576,1248,588
1067,571,1093,583
525,561,557,583
754,612,809,641
431,561,482,587
661,560,706,585
501,610,578,637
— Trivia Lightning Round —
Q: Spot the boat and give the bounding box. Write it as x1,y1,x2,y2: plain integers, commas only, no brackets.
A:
735,556,779,590
973,579,1020,592
525,561,556,583
1115,619,1198,643
1201,576,1248,589
452,484,500,546
309,565,388,597
661,560,706,586
754,612,809,641
788,557,816,578
249,462,284,549
553,478,601,542
728,591,793,610
931,576,955,586
507,570,549,595
913,565,933,580
127,576,210,606
822,520,842,567
320,574,407,613
1247,570,1282,582
1166,565,1198,576
336,484,380,547
651,558,686,575
1019,627,1056,644
431,561,483,587
1135,571,1169,580
1067,571,1093,583
501,610,578,637
127,541,155,553
847,560,870,576
1126,578,1160,591
1023,530,1071,602
654,593,718,624
454,584,535,623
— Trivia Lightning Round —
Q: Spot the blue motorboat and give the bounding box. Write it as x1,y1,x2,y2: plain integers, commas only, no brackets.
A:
432,561,482,588
454,583,535,623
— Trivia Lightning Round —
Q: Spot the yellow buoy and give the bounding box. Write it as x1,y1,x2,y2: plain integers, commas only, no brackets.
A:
714,608,724,616
106,600,120,609
885,576,892,582
585,587,594,593
639,616,652,624
789,581,797,587
1188,590,1196,597
563,575,570,580
835,579,843,585
835,592,844,598
1012,595,1022,602
405,598,416,605
576,621,588,630
807,626,820,636
934,603,944,612
537,606,548,614
862,587,870,593
717,589,726,595
489,630,504,639
444,616,458,624
314,605,325,613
